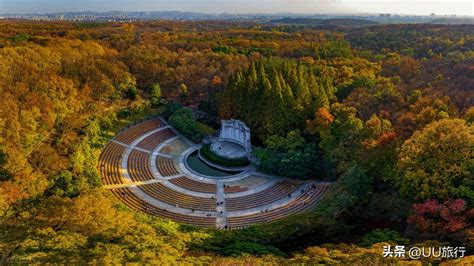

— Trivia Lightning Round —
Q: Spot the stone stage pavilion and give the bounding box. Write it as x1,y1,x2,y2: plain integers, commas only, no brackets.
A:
210,119,251,159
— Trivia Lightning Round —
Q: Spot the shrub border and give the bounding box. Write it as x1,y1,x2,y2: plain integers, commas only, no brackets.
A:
200,144,250,167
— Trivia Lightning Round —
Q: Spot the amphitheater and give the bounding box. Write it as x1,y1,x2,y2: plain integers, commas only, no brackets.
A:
99,117,331,229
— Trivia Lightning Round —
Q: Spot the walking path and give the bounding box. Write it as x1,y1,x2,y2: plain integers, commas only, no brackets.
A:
215,180,226,228
149,136,181,179
103,179,163,189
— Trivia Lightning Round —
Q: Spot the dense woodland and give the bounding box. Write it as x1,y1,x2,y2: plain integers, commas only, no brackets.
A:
0,20,472,263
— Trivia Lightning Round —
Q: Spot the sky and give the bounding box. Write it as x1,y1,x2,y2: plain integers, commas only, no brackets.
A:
0,0,472,16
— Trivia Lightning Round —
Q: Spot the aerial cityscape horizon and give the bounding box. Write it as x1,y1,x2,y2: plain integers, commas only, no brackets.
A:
0,0,473,16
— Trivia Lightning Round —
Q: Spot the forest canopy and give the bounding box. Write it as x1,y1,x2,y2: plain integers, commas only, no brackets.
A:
0,20,472,264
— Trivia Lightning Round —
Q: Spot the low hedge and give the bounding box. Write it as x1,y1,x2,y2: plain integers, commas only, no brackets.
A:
200,144,250,168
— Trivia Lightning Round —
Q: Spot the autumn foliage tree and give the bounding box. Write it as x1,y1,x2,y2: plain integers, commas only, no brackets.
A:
407,199,474,243
0,20,473,264
219,59,332,143
396,119,473,202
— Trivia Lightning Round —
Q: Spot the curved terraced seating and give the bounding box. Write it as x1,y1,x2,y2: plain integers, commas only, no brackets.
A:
114,118,162,145
224,184,247,193
223,175,269,192
159,139,189,156
136,128,176,151
110,188,216,228
170,176,216,193
226,181,299,211
99,142,126,185
101,117,333,229
160,145,173,154
139,183,216,211
227,183,331,228
156,156,180,176
128,150,154,182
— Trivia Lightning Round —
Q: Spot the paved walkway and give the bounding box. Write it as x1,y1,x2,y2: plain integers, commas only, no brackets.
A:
103,179,163,189
149,136,181,179
215,180,226,228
